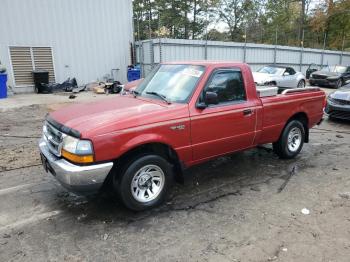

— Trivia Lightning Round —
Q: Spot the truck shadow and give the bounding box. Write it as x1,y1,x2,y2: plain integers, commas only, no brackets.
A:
52,145,314,226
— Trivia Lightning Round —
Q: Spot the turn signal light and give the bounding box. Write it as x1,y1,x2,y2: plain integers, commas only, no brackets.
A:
61,149,94,164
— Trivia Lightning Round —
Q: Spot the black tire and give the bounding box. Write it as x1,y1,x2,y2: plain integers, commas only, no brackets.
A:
273,120,305,159
113,154,173,211
297,80,305,88
336,79,343,89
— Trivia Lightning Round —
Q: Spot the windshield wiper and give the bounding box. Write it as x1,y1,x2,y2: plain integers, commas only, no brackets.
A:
131,90,140,97
146,91,171,104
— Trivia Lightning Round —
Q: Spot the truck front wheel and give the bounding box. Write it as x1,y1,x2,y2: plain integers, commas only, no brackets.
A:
114,154,173,211
273,120,305,159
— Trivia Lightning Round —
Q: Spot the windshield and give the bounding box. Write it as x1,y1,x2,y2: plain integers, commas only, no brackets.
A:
136,64,205,103
257,66,284,75
329,66,346,73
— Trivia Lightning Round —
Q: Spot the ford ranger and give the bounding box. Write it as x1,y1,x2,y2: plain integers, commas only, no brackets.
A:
39,62,325,211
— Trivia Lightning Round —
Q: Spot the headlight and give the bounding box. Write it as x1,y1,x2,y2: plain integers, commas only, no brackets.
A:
327,76,339,81
61,135,94,164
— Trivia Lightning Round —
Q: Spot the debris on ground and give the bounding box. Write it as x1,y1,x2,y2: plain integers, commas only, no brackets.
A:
336,134,344,138
339,192,350,200
301,208,310,215
103,233,109,241
68,94,77,99
76,214,87,221
277,165,297,193
3,234,11,239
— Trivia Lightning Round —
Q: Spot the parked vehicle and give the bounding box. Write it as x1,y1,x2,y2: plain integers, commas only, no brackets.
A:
325,84,350,120
253,65,306,88
39,62,325,211
306,63,322,79
309,65,350,88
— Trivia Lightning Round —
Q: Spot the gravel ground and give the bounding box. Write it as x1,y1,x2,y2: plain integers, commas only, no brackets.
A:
0,90,350,262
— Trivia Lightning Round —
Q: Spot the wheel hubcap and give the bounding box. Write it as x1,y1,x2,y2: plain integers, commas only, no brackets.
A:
298,81,304,88
131,164,165,203
287,127,302,152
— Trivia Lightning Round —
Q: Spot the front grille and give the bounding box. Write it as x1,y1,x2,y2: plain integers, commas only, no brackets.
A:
312,74,327,80
43,122,64,156
329,110,350,120
333,98,350,106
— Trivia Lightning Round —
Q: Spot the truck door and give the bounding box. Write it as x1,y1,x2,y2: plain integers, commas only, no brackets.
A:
190,68,257,161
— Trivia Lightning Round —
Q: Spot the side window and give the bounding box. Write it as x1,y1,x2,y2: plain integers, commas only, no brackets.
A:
347,67,350,72
204,70,246,104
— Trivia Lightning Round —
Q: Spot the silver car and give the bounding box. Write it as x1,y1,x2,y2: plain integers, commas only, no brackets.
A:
253,65,306,88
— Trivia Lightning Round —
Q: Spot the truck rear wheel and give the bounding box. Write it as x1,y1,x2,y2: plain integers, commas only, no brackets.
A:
114,154,173,211
273,120,305,159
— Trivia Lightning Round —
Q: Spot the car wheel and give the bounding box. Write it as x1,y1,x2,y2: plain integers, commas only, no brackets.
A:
34,86,39,94
336,79,343,89
273,120,305,159
297,80,305,88
114,154,173,211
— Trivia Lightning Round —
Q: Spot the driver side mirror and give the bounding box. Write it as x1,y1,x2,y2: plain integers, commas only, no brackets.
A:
283,72,290,76
197,91,219,109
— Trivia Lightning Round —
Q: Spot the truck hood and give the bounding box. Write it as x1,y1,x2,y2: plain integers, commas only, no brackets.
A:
49,95,188,137
330,88,350,101
252,72,274,84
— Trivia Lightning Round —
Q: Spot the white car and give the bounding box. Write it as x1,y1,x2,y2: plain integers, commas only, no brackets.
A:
253,65,306,88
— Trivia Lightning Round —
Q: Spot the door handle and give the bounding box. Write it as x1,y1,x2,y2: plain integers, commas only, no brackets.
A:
243,109,253,116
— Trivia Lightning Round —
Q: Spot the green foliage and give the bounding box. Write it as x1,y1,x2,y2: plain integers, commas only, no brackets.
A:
133,0,350,51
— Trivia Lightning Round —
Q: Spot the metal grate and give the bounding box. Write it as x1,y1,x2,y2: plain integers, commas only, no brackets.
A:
9,46,56,87
9,47,33,86
32,47,56,83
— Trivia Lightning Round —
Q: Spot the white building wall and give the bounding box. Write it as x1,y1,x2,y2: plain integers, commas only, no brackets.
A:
0,0,133,92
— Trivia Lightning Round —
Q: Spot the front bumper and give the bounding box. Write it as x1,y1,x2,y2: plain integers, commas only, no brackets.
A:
39,138,113,194
325,100,350,120
309,78,337,87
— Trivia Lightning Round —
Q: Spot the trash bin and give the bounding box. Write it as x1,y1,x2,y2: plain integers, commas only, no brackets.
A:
32,70,49,93
0,73,7,99
127,67,141,82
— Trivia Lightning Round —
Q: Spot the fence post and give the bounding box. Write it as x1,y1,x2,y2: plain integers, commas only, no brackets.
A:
140,42,145,78
150,39,155,69
321,33,327,66
274,27,278,65
340,36,345,64
204,40,208,60
299,30,304,71
159,38,162,63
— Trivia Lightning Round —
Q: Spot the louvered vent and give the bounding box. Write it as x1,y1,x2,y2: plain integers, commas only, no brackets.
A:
9,46,56,87
32,47,55,83
9,47,33,86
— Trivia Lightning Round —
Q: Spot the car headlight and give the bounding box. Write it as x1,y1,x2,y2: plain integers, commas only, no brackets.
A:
61,135,94,164
327,76,339,81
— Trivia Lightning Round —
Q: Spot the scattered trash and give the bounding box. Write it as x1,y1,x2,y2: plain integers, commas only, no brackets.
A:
336,134,344,138
301,208,310,215
69,94,77,99
103,233,109,240
77,214,87,221
17,231,24,236
2,233,11,239
268,256,277,261
282,247,288,252
332,167,339,171
277,165,297,193
250,186,261,192
339,192,350,200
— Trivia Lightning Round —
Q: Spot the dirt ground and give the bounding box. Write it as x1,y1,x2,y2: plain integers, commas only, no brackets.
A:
0,90,350,262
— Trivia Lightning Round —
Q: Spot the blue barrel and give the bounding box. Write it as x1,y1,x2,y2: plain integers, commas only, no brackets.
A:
127,68,141,82
0,73,7,99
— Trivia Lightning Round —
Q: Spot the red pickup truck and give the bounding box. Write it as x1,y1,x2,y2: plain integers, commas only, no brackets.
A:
39,62,325,210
